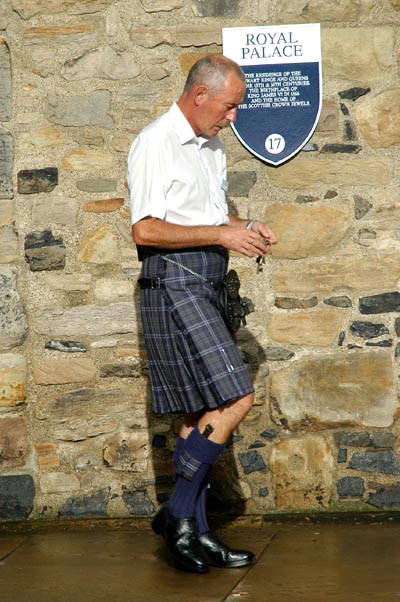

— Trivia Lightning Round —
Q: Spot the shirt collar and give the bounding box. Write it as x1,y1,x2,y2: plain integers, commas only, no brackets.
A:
170,103,209,147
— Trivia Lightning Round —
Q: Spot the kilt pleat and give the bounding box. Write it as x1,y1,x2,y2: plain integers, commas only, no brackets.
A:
139,248,254,414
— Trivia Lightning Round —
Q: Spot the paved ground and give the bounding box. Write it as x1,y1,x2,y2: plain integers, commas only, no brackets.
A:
1,520,400,601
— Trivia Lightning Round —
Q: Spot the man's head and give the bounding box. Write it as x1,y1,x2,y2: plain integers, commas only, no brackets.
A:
178,54,246,137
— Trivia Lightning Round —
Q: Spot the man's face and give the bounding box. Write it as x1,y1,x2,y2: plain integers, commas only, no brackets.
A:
196,72,246,137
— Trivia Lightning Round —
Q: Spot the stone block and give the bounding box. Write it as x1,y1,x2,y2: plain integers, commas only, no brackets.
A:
0,130,13,199
272,253,400,295
18,124,64,150
359,292,400,315
349,450,400,474
44,90,113,129
17,167,58,194
32,196,78,226
192,0,239,17
77,224,118,264
0,353,27,407
58,487,110,518
275,0,361,22
268,308,344,346
368,485,400,509
32,357,97,385
355,88,400,148
61,148,113,171
61,47,140,81
140,0,184,11
265,203,350,259
23,23,95,44
0,475,35,519
0,269,27,351
337,476,364,498
0,415,29,467
0,41,11,121
83,198,124,213
270,350,398,429
12,0,113,18
35,387,138,441
267,156,390,189
33,303,137,337
122,488,156,516
103,431,150,472
322,27,393,81
350,321,389,339
40,472,80,494
238,450,267,475
270,435,334,510
0,225,18,263
24,230,66,271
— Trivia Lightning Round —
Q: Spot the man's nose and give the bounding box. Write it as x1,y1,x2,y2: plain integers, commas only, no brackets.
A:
226,107,238,123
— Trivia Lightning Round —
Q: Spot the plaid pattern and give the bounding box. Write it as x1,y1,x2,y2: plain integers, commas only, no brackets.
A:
140,248,254,415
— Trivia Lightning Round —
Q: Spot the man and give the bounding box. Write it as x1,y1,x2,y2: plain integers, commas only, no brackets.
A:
127,54,277,573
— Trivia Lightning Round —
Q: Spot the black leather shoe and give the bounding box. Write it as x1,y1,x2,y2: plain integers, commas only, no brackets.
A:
199,531,255,568
151,506,209,574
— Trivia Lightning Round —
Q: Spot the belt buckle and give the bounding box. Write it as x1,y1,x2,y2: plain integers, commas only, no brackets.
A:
150,277,160,289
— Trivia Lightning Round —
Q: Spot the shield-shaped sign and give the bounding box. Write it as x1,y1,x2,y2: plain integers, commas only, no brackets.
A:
223,24,322,166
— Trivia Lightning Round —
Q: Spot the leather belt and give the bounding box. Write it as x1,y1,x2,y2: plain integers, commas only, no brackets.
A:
138,277,161,289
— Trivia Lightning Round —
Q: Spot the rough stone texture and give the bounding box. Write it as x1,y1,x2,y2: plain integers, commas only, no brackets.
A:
32,196,78,226
0,225,18,263
337,476,364,498
58,487,110,518
18,168,58,194
61,148,113,171
192,0,240,17
35,387,140,442
0,269,27,350
0,130,13,199
272,254,400,295
270,435,334,510
322,27,393,82
268,308,344,346
265,203,350,259
122,488,156,516
77,225,119,264
275,0,362,22
33,303,137,337
270,351,397,429
0,475,35,519
44,91,113,129
24,230,66,271
349,450,400,474
11,0,114,18
355,89,400,148
62,47,141,81
32,357,96,385
0,41,11,121
103,431,150,472
0,415,29,467
267,156,390,189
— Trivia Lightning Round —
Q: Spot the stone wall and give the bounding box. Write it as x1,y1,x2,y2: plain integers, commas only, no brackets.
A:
1,0,400,522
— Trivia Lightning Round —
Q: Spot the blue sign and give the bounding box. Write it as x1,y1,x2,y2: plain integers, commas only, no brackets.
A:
223,24,322,166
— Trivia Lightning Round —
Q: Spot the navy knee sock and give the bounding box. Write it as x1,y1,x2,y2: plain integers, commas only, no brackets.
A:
168,426,225,521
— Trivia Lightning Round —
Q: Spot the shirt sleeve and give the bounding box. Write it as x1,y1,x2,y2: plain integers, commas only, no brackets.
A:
126,128,172,226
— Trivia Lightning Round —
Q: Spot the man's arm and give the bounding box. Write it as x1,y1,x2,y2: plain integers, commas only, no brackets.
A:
132,215,276,258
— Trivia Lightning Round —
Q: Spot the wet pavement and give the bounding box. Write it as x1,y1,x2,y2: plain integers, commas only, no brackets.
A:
1,520,400,601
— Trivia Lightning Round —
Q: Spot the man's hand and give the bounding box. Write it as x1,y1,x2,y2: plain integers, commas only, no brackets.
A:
221,219,277,258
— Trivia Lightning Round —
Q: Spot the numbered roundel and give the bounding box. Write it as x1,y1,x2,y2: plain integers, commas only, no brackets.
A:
265,134,285,155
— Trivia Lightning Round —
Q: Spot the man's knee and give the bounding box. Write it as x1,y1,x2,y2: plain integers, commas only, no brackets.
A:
235,392,254,419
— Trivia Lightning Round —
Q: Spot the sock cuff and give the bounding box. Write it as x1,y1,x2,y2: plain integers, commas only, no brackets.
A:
186,425,225,464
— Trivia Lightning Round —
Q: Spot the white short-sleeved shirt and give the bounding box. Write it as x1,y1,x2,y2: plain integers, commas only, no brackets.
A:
127,103,229,227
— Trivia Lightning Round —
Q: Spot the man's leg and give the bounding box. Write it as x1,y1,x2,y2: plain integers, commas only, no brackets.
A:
164,393,255,568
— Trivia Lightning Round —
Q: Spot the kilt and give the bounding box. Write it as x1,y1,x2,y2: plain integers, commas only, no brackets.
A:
139,246,254,415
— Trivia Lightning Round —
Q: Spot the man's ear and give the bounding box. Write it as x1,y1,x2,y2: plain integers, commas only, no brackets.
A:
193,84,208,106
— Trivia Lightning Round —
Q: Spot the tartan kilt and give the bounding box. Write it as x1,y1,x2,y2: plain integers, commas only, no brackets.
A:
139,247,254,415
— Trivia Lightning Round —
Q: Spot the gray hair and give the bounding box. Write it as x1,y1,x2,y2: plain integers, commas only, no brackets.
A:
184,54,245,95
